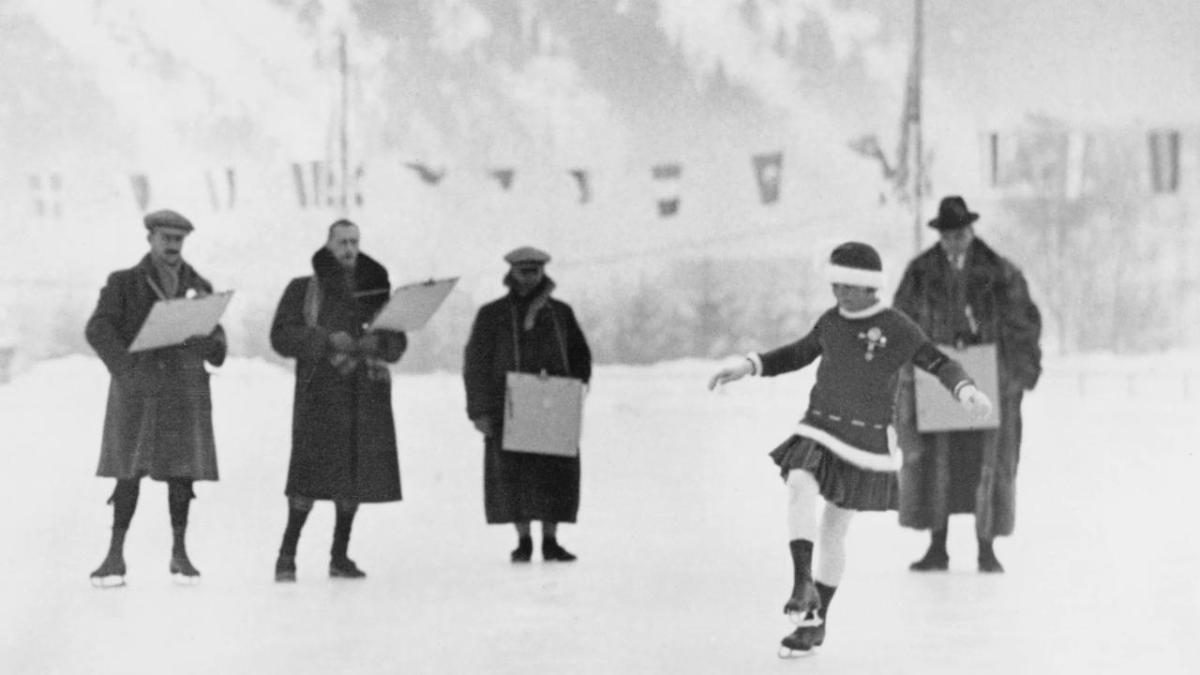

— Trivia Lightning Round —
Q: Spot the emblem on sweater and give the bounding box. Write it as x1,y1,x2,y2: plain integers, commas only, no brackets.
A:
858,327,888,361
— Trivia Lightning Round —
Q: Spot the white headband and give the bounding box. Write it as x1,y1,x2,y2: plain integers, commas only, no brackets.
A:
827,263,885,289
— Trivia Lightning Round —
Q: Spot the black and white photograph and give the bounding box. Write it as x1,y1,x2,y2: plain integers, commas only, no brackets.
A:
0,1,1197,673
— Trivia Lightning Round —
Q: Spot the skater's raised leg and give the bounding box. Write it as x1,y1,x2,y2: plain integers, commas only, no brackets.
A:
541,521,576,562
168,479,200,584
511,522,533,563
782,470,820,623
91,479,139,588
275,496,312,582
329,501,365,578
910,524,949,571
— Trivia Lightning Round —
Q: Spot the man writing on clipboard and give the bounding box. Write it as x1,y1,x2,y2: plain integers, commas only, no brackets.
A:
86,209,227,588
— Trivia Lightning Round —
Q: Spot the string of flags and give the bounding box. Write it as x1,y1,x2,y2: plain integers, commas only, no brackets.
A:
23,131,1188,219
982,128,1187,197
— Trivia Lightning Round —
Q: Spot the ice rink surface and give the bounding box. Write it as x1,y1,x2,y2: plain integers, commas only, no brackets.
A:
1,354,1196,674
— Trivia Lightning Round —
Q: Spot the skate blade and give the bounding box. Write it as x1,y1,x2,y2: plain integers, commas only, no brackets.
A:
170,573,201,586
90,575,126,589
786,611,824,628
777,646,817,659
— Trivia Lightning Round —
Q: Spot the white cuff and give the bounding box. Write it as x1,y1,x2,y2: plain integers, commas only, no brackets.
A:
746,352,763,377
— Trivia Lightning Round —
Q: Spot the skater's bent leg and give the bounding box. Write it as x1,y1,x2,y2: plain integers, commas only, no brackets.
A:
784,470,820,620
785,470,819,541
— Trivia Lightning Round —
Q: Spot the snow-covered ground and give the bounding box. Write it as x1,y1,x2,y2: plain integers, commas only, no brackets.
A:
0,354,1196,674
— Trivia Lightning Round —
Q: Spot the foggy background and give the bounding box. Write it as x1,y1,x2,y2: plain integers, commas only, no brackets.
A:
1,0,1198,368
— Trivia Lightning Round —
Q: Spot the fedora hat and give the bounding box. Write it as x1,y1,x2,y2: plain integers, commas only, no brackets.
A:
928,196,979,231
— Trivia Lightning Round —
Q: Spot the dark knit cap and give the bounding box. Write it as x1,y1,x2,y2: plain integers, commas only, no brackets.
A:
828,241,884,288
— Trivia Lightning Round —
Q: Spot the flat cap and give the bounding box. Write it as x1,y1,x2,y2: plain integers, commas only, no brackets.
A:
143,209,194,232
503,246,551,266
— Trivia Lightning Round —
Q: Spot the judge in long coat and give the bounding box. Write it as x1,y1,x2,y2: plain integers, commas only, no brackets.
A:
85,209,227,587
463,246,592,563
893,196,1042,573
269,219,407,581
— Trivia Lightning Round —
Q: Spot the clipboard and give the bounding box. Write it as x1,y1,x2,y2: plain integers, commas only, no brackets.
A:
915,343,1001,432
128,291,234,353
502,372,584,457
368,277,458,332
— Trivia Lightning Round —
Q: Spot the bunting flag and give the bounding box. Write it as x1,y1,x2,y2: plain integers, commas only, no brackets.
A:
752,152,783,204
490,168,515,190
405,162,445,185
652,163,681,217
205,166,237,211
130,173,151,212
569,169,590,204
29,172,64,218
292,160,341,208
352,164,365,207
1148,130,1180,194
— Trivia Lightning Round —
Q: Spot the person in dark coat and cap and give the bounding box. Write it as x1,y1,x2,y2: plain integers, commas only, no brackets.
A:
270,219,408,582
86,209,228,587
893,196,1043,573
463,246,592,563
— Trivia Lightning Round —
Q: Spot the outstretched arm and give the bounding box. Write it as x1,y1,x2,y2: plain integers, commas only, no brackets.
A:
707,356,756,390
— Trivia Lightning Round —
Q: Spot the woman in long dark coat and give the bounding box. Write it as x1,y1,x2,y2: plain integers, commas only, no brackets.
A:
270,220,407,581
893,197,1042,573
463,247,592,563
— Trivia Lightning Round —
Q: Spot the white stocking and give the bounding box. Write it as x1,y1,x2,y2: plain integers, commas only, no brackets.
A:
815,502,855,586
785,470,819,541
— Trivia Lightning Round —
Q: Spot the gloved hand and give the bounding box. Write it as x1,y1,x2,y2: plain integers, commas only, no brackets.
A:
957,383,993,420
329,331,357,354
471,416,496,438
707,356,755,391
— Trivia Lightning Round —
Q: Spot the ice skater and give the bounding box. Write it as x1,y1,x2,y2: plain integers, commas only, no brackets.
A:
707,242,992,657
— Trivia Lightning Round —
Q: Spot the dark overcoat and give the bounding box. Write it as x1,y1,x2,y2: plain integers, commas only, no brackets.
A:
463,277,592,524
86,254,227,481
893,237,1042,538
270,249,407,503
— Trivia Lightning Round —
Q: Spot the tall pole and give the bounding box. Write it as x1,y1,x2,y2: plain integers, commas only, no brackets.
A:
338,30,349,213
912,0,925,255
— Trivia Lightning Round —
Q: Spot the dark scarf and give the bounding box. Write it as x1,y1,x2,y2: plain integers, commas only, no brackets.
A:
503,274,556,331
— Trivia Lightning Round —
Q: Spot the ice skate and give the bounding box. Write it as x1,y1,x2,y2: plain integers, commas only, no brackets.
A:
329,556,366,579
777,618,826,658
89,555,127,589
170,552,201,585
275,554,297,583
783,578,822,626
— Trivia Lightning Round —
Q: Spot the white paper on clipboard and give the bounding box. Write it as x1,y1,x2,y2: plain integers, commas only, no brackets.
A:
128,291,234,353
367,277,458,332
